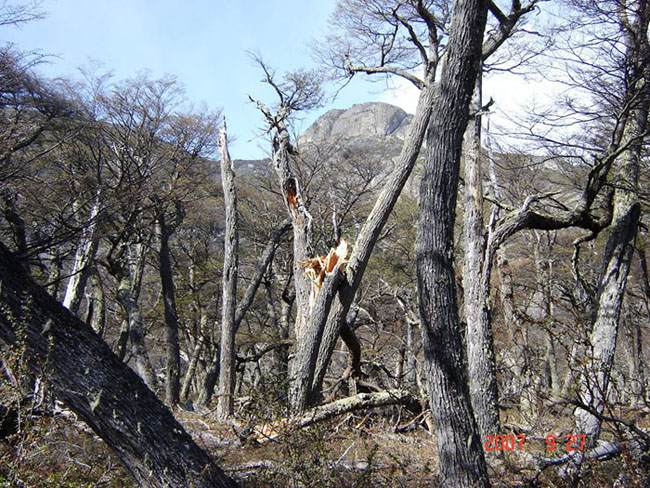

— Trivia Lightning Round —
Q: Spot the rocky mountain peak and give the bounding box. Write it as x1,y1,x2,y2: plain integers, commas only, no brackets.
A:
299,102,411,145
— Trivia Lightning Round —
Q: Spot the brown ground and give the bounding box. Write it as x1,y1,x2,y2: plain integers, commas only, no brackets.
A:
2,402,649,487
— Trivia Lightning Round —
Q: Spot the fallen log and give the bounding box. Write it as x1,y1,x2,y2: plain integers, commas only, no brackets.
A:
250,389,420,443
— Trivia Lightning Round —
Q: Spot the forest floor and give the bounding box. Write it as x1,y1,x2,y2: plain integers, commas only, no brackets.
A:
1,400,649,487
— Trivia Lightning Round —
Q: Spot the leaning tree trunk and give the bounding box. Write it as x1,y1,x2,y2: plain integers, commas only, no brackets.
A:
575,7,649,444
310,74,437,403
0,242,237,488
309,0,537,409
461,66,500,440
576,122,644,444
234,219,290,330
415,0,490,486
216,119,239,419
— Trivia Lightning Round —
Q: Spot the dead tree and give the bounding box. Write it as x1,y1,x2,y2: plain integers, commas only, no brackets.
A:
216,118,239,419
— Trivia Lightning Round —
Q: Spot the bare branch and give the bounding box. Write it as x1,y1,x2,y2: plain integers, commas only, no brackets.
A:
345,59,426,88
482,1,540,60
0,0,45,27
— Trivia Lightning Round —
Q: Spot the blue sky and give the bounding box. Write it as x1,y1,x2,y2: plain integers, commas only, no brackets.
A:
2,0,391,159
3,1,555,159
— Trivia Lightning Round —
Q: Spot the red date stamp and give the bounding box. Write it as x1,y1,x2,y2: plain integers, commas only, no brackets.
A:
484,434,587,452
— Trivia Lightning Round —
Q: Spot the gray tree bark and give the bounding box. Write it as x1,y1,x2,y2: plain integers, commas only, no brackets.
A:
84,268,106,336
157,202,184,407
0,242,237,488
462,67,500,440
62,193,101,316
111,241,158,391
311,0,539,407
311,75,437,402
623,303,645,408
217,119,239,419
533,231,560,396
181,310,208,404
289,266,344,412
575,2,649,446
234,219,290,330
268,119,313,346
415,0,490,486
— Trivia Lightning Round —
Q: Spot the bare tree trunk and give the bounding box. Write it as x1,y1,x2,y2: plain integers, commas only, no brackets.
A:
290,267,344,412
112,242,158,391
267,280,293,381
181,311,207,404
296,389,420,429
406,319,418,389
577,186,642,440
0,242,237,488
62,194,101,315
462,67,500,439
396,294,420,391
158,204,184,407
575,8,648,441
496,250,530,407
253,105,320,412
84,268,106,336
309,1,537,411
415,0,490,486
621,306,637,406
269,122,313,345
311,75,437,402
197,343,220,409
234,220,290,330
533,231,560,396
217,120,239,419
576,201,640,443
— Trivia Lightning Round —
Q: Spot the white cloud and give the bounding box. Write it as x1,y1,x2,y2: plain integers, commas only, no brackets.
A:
378,76,420,114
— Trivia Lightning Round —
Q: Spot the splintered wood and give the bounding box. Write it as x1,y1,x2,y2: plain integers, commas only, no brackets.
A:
299,240,348,304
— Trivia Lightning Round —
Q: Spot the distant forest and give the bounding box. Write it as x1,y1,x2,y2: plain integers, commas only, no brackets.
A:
1,1,649,487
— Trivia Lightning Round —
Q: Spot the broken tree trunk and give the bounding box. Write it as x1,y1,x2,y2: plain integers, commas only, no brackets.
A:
251,389,420,443
269,120,313,345
289,263,344,413
217,118,239,419
311,74,437,402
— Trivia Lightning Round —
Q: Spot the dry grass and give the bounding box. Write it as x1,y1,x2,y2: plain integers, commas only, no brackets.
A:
2,398,649,487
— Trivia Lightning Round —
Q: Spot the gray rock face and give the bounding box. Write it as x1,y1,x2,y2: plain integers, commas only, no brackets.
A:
233,102,414,183
299,102,410,144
